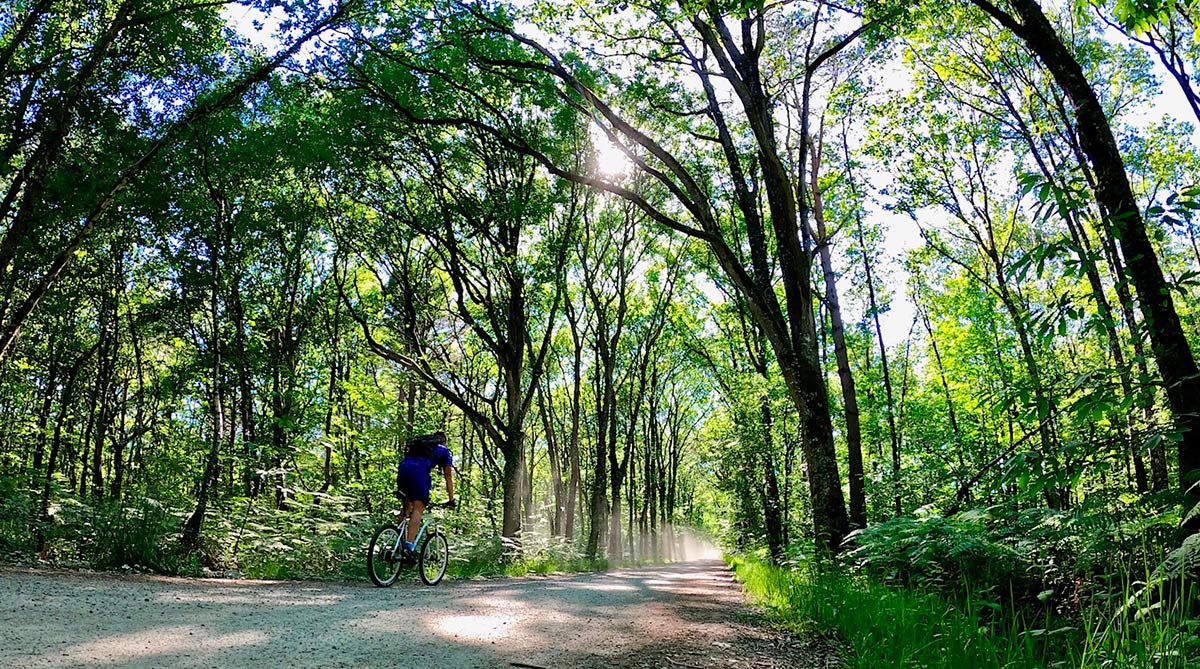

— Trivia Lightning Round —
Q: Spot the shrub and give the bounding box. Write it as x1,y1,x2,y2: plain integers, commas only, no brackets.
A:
846,497,1187,615
228,492,370,580
0,480,34,558
845,511,1037,606
731,556,1198,669
86,498,183,573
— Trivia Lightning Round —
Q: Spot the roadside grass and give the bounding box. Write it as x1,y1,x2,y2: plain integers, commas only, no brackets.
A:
238,533,614,581
728,557,1196,669
448,554,609,579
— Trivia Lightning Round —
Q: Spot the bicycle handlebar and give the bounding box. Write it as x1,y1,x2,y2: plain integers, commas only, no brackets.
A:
397,497,456,510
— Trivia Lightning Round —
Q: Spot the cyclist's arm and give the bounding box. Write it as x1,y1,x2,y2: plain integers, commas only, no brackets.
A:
443,465,455,503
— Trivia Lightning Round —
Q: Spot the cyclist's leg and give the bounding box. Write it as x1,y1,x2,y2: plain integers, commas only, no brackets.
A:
397,461,433,549
407,500,425,545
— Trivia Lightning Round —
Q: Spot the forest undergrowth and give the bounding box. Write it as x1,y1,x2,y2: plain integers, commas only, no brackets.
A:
731,494,1200,668
0,482,615,582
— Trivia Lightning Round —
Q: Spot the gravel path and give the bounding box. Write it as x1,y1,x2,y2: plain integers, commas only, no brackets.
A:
0,559,838,669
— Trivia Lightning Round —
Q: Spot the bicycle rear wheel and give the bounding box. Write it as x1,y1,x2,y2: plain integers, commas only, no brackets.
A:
419,531,449,585
368,524,403,587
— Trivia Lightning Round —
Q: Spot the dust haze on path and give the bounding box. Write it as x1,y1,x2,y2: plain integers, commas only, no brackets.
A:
0,559,838,669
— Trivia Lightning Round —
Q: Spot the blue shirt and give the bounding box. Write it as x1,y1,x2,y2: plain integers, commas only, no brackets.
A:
403,445,453,471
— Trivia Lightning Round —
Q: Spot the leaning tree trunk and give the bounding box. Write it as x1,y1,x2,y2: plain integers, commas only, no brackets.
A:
1066,216,1149,492
688,10,851,552
839,132,903,516
858,223,902,516
1098,228,1169,491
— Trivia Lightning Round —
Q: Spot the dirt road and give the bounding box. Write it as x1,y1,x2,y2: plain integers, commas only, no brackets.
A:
0,559,834,669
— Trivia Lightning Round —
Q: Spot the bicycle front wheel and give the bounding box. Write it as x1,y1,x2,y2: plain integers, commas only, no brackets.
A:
367,524,403,587
419,531,449,585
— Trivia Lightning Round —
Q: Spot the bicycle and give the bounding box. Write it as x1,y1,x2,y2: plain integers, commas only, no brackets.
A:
367,499,452,587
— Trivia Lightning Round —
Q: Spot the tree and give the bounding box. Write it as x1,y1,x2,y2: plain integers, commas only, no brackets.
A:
0,1,359,363
966,0,1200,489
346,0,873,550
338,121,576,544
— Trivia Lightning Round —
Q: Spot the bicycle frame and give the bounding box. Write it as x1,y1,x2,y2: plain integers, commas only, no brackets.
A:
389,503,444,555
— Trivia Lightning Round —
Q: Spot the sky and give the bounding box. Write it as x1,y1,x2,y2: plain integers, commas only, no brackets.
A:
222,4,281,49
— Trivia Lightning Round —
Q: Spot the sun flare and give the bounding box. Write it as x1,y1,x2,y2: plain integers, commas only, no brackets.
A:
592,126,632,177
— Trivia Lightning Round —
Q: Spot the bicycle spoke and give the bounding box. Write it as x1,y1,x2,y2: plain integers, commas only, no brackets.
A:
368,525,404,587
419,532,449,585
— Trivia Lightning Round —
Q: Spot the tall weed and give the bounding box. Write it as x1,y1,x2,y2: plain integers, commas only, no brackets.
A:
87,498,182,572
731,556,1197,668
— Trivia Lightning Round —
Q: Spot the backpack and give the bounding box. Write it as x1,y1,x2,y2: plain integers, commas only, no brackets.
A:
404,433,442,460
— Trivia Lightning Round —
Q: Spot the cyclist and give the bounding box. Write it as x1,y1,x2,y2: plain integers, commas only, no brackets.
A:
397,430,455,555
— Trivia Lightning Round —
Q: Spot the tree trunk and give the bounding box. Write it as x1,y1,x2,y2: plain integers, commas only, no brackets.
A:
230,276,258,497
861,235,901,517
837,132,901,516
538,388,564,536
587,367,610,558
1101,234,1168,491
321,318,340,495
1067,216,1148,492
501,352,528,543
565,308,583,541
1005,77,1151,494
78,373,98,498
110,378,129,502
761,399,786,562
810,139,867,528
501,427,526,546
29,356,59,487
689,11,850,551
108,246,128,502
523,424,536,532
182,185,227,549
35,342,94,550
605,381,623,560
89,294,119,502
921,310,961,442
